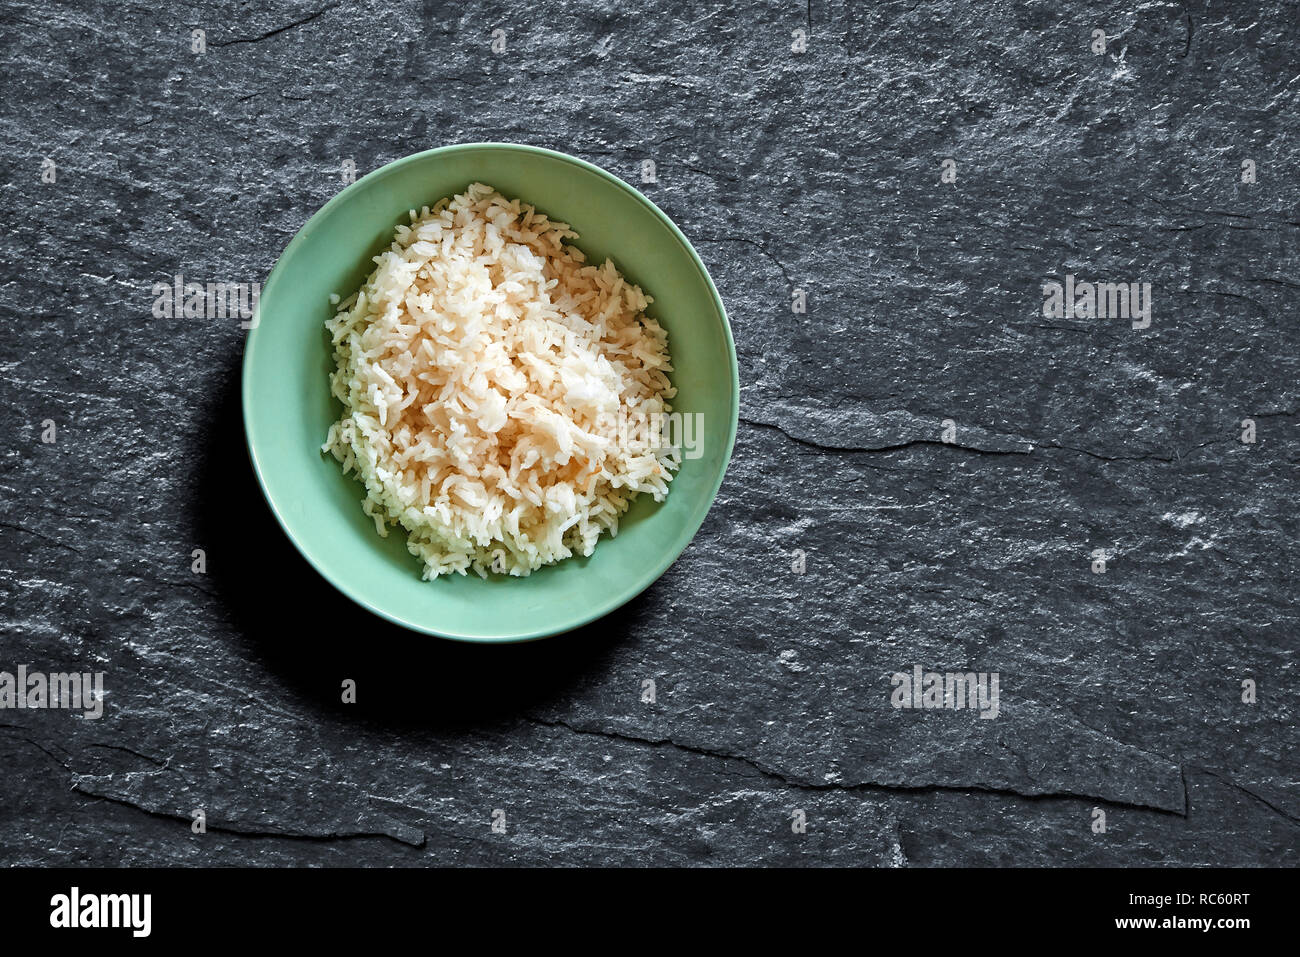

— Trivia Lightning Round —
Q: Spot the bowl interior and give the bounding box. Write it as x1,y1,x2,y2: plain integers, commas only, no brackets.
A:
242,144,737,641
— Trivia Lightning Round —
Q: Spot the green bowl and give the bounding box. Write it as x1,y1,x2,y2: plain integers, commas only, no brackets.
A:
241,143,738,642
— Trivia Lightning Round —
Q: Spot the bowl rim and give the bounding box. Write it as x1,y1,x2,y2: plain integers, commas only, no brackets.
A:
240,142,740,642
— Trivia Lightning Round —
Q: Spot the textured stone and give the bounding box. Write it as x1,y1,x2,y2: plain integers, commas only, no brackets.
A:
0,0,1296,866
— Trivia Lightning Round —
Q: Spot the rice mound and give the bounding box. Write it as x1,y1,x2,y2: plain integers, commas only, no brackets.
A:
322,182,679,579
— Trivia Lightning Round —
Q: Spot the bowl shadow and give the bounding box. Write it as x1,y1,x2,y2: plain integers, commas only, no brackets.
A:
195,354,640,732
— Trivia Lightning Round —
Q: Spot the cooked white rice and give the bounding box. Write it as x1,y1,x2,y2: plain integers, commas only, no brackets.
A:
322,182,679,579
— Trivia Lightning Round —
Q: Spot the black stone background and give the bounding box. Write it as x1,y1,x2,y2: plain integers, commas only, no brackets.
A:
0,0,1296,866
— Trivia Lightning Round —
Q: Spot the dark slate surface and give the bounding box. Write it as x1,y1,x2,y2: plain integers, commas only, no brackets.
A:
1,0,1296,866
